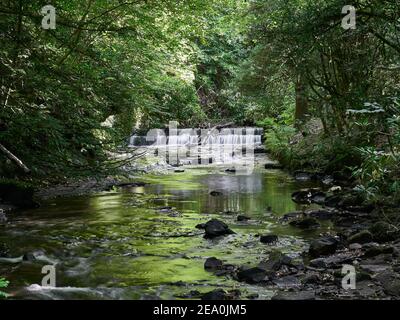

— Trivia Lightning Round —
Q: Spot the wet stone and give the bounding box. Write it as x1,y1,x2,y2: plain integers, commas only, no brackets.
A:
203,219,235,239
209,191,223,197
260,234,278,244
280,211,304,222
301,272,322,285
258,252,292,272
309,236,338,258
237,215,251,222
309,252,359,269
204,257,223,271
237,267,268,284
201,289,240,300
292,188,325,204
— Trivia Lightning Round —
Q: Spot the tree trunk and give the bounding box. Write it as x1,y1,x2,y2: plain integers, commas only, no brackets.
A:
0,143,31,174
294,74,308,127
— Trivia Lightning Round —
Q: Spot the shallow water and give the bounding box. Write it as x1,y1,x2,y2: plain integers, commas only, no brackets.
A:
0,166,332,300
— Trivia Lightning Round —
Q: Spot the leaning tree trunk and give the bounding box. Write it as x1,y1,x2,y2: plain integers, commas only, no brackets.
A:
0,143,31,174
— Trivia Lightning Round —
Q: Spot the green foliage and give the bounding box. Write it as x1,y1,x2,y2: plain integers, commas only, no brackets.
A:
0,0,249,181
236,0,400,204
0,278,9,299
352,147,400,203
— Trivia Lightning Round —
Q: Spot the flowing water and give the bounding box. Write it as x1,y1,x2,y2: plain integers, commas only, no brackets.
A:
0,164,332,300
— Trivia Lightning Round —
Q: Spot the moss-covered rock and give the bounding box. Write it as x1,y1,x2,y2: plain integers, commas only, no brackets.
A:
348,230,373,244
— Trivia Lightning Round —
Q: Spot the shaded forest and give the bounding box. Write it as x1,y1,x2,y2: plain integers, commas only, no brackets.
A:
0,0,399,205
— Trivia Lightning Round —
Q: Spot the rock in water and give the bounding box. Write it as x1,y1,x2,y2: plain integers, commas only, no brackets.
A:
237,267,268,284
201,289,228,300
203,219,234,239
280,211,304,222
257,251,292,272
204,257,223,270
291,189,325,204
209,191,223,197
201,289,240,300
237,215,251,222
260,235,278,244
309,236,338,258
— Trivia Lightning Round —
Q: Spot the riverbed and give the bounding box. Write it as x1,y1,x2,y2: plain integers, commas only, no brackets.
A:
0,162,334,300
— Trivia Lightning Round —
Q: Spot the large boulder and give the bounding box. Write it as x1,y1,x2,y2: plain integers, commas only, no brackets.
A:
203,219,234,239
308,236,338,258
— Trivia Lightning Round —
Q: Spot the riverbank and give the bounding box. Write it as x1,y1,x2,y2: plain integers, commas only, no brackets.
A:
199,187,400,300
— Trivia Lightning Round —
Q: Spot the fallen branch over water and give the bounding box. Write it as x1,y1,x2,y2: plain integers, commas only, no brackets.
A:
0,143,30,173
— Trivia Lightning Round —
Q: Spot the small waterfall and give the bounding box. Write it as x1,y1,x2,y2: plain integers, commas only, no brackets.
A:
128,127,264,166
129,127,263,148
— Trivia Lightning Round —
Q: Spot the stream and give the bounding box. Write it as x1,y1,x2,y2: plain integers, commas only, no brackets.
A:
0,161,334,300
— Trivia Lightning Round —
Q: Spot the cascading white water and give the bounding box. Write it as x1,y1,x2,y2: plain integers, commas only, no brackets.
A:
129,127,263,148
128,127,263,166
